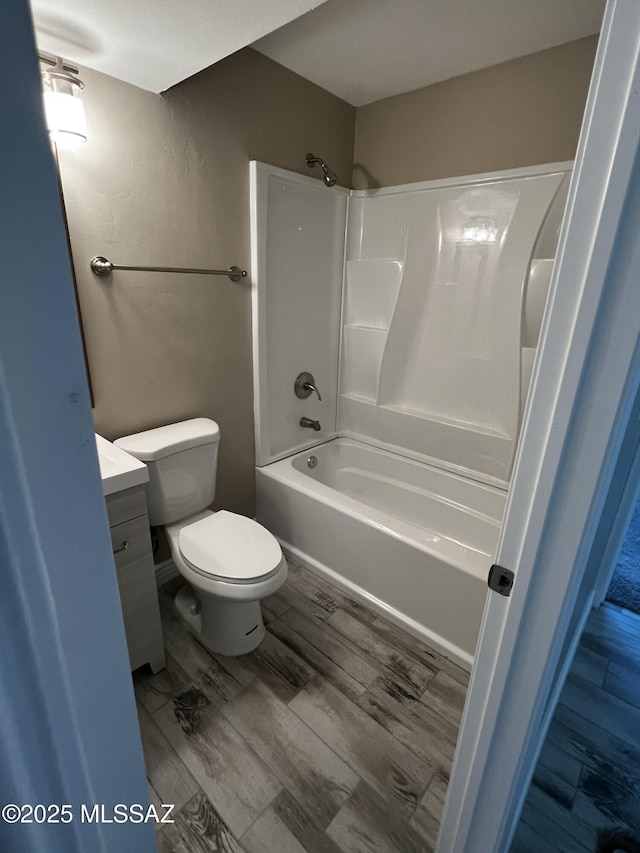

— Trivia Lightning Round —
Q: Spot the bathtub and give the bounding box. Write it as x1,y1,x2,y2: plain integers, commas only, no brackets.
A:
256,438,506,669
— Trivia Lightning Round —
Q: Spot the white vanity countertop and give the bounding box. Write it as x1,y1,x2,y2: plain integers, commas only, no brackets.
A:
95,434,148,496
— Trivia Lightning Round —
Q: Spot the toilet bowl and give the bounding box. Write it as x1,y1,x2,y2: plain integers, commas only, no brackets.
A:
165,509,287,655
115,418,287,656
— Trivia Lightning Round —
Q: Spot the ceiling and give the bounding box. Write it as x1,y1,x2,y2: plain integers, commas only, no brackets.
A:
30,0,329,93
254,0,605,106
31,0,605,102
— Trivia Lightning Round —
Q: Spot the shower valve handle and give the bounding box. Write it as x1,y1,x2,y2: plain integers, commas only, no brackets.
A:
295,372,322,401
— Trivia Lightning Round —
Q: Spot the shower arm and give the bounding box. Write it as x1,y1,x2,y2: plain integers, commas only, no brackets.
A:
305,152,338,187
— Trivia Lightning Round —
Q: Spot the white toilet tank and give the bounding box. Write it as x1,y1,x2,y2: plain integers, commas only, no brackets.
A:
115,419,220,526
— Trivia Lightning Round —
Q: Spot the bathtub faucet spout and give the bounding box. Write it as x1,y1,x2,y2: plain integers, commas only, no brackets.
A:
300,417,321,431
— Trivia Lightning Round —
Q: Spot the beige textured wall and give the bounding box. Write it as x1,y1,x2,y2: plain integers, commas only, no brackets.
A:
353,36,598,189
59,37,596,513
58,48,354,516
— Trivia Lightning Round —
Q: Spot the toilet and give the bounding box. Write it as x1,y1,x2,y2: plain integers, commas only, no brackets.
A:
115,418,287,656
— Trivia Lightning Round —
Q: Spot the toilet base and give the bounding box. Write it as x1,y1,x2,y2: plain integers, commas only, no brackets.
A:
174,583,266,656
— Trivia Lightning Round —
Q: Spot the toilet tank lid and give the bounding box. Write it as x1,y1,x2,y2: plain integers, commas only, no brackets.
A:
114,418,220,462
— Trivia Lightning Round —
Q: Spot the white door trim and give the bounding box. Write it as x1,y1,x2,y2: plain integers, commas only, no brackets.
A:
0,4,156,851
438,1,640,849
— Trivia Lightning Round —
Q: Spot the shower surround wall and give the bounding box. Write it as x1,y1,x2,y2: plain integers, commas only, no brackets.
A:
341,169,570,486
251,162,349,463
253,161,571,666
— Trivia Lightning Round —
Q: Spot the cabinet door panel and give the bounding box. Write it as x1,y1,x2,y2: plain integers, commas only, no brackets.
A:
110,515,164,673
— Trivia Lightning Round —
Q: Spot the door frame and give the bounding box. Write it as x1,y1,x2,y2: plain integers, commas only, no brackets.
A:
439,1,640,849
0,3,156,851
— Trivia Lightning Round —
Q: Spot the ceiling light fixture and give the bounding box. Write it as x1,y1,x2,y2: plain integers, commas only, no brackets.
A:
40,54,87,147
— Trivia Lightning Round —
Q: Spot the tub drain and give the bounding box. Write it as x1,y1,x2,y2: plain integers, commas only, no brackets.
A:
307,455,317,468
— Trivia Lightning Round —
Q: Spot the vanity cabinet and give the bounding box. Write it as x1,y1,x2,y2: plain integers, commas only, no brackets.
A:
106,484,165,674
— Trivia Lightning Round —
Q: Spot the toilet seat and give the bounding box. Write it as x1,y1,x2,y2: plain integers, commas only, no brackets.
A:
179,510,283,584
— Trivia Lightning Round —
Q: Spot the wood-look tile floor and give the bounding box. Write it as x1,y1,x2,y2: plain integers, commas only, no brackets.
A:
134,560,468,853
511,602,640,852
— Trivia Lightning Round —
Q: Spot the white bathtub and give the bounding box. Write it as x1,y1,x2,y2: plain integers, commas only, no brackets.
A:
256,438,506,669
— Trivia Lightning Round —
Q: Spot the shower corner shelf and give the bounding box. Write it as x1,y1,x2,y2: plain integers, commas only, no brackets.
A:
341,391,378,405
344,322,390,332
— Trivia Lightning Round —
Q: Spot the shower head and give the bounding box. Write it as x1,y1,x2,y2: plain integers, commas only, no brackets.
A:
323,166,338,188
306,153,338,187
